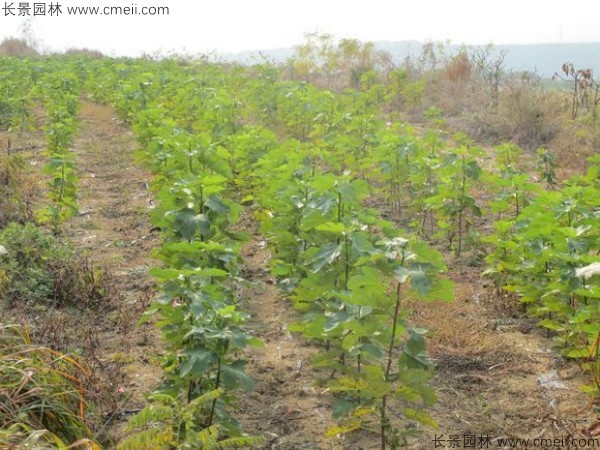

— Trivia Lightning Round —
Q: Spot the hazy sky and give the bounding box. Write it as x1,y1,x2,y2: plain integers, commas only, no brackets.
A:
0,0,598,56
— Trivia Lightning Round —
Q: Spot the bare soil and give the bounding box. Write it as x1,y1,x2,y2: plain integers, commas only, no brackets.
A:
236,235,336,449
66,102,163,432
413,269,598,449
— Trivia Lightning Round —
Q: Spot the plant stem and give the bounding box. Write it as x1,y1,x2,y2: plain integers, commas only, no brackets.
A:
381,281,403,450
457,155,466,257
208,357,221,426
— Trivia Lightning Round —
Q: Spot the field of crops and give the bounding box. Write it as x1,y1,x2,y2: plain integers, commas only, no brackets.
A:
0,55,598,449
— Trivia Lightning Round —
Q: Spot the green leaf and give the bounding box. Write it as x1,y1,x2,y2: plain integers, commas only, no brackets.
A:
221,360,255,390
465,160,481,179
402,407,438,428
574,287,600,299
246,337,264,347
408,269,430,295
311,174,337,191
419,278,454,302
315,222,346,235
400,330,433,369
565,349,590,358
301,209,331,230
332,398,358,419
538,318,565,332
205,194,230,215
179,348,216,378
350,232,377,256
347,267,383,292
170,209,210,240
307,242,343,272
338,179,369,204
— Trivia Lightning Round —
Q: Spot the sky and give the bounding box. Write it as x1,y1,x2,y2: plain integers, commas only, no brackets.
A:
0,0,598,56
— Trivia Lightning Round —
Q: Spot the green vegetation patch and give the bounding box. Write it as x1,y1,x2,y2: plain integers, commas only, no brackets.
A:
0,222,105,308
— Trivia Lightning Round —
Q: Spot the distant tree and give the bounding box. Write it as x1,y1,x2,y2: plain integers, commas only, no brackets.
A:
416,40,450,74
471,44,506,109
554,62,600,119
338,38,377,89
0,18,40,57
288,34,380,91
384,68,408,119
19,18,39,52
403,80,425,120
445,50,471,83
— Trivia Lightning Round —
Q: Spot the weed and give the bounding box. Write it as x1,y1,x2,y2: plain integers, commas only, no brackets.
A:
0,223,109,308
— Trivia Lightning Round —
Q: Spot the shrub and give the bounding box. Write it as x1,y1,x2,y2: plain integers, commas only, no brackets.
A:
499,81,561,150
64,48,105,59
0,223,105,308
0,38,39,57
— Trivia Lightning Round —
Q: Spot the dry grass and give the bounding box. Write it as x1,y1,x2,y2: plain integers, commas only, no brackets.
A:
64,48,105,59
0,38,39,57
0,324,99,448
412,297,495,358
402,264,598,448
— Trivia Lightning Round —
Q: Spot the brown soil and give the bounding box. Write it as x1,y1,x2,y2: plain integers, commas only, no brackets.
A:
236,234,338,449
411,268,598,449
66,102,163,432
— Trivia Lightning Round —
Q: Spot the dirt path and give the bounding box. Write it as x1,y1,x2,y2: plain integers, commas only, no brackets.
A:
236,235,337,449
67,102,162,420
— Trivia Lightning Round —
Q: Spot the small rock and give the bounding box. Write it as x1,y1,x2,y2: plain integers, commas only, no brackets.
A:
537,370,569,390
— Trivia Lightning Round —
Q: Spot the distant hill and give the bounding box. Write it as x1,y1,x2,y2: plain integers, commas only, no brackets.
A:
219,41,600,79
473,43,600,78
